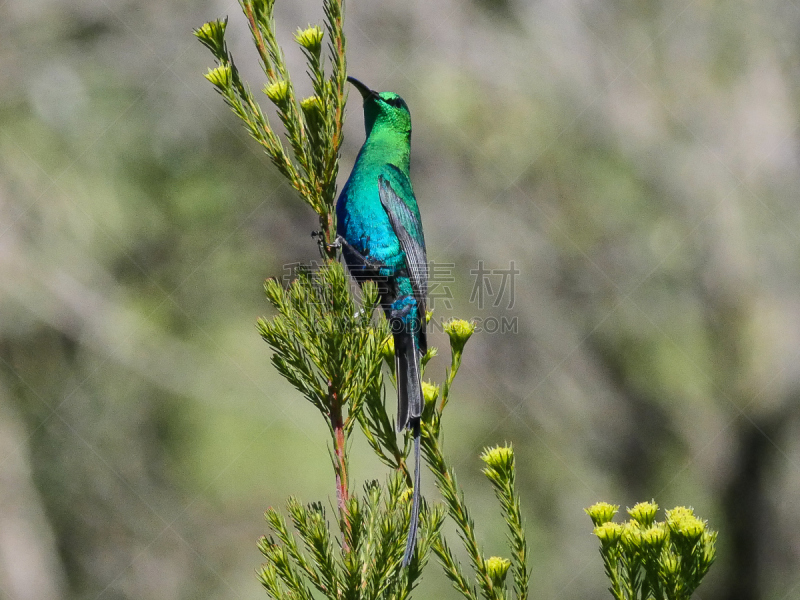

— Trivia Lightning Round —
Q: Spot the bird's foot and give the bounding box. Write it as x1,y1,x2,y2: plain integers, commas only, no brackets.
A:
312,232,348,257
326,235,345,251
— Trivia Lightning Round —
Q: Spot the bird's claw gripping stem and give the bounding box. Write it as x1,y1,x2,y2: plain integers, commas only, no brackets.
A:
326,235,345,250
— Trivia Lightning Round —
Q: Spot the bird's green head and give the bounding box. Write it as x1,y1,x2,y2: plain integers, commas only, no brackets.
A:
347,76,411,137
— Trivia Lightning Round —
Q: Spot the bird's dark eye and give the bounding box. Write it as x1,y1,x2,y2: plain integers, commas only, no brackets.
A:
384,97,403,108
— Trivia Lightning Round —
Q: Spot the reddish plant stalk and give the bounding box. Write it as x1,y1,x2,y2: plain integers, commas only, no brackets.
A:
329,383,349,543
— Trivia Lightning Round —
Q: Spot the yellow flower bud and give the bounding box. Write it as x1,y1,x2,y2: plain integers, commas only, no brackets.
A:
593,522,623,548
642,524,667,549
300,95,323,114
665,506,694,522
204,64,232,90
666,506,705,541
621,521,644,553
422,381,440,408
585,502,619,526
300,95,324,140
480,444,514,472
628,501,659,527
294,25,323,56
444,318,475,354
195,18,228,59
485,556,511,587
678,517,706,541
264,80,290,105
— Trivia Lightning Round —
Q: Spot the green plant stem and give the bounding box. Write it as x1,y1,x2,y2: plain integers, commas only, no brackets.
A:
440,350,462,413
422,427,502,600
602,551,624,600
242,3,276,80
501,476,528,600
433,535,478,600
320,0,346,257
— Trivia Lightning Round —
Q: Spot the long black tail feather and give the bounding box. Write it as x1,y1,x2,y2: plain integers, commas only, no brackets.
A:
394,330,423,432
402,420,421,567
394,328,423,567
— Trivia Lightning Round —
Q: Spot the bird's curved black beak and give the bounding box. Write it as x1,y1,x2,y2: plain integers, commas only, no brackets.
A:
347,76,378,100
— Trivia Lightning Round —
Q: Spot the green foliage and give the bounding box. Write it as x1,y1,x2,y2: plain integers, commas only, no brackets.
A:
195,0,347,251
199,2,716,600
258,478,445,600
586,502,718,600
426,436,528,600
440,319,475,413
254,257,529,599
257,264,385,434
481,445,528,600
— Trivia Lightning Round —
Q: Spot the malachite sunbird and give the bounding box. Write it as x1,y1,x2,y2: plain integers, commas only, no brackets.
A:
335,76,428,567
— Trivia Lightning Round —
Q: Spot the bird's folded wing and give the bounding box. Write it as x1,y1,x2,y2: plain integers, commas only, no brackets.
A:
377,173,428,340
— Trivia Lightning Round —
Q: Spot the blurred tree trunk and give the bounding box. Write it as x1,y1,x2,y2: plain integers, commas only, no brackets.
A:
0,389,67,600
717,400,799,600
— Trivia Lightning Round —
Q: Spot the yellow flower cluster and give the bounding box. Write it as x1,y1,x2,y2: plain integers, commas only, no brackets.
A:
666,506,706,541
588,500,717,597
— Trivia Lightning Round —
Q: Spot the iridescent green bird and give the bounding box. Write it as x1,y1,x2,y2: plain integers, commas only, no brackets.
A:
335,77,428,567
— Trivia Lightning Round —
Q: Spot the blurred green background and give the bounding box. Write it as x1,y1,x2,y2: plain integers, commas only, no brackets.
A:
2,0,800,599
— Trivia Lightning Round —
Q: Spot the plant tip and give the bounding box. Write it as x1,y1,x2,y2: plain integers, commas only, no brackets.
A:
485,556,512,586
585,501,619,526
627,500,659,527
294,25,324,55
264,80,290,105
444,318,476,354
480,444,514,471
